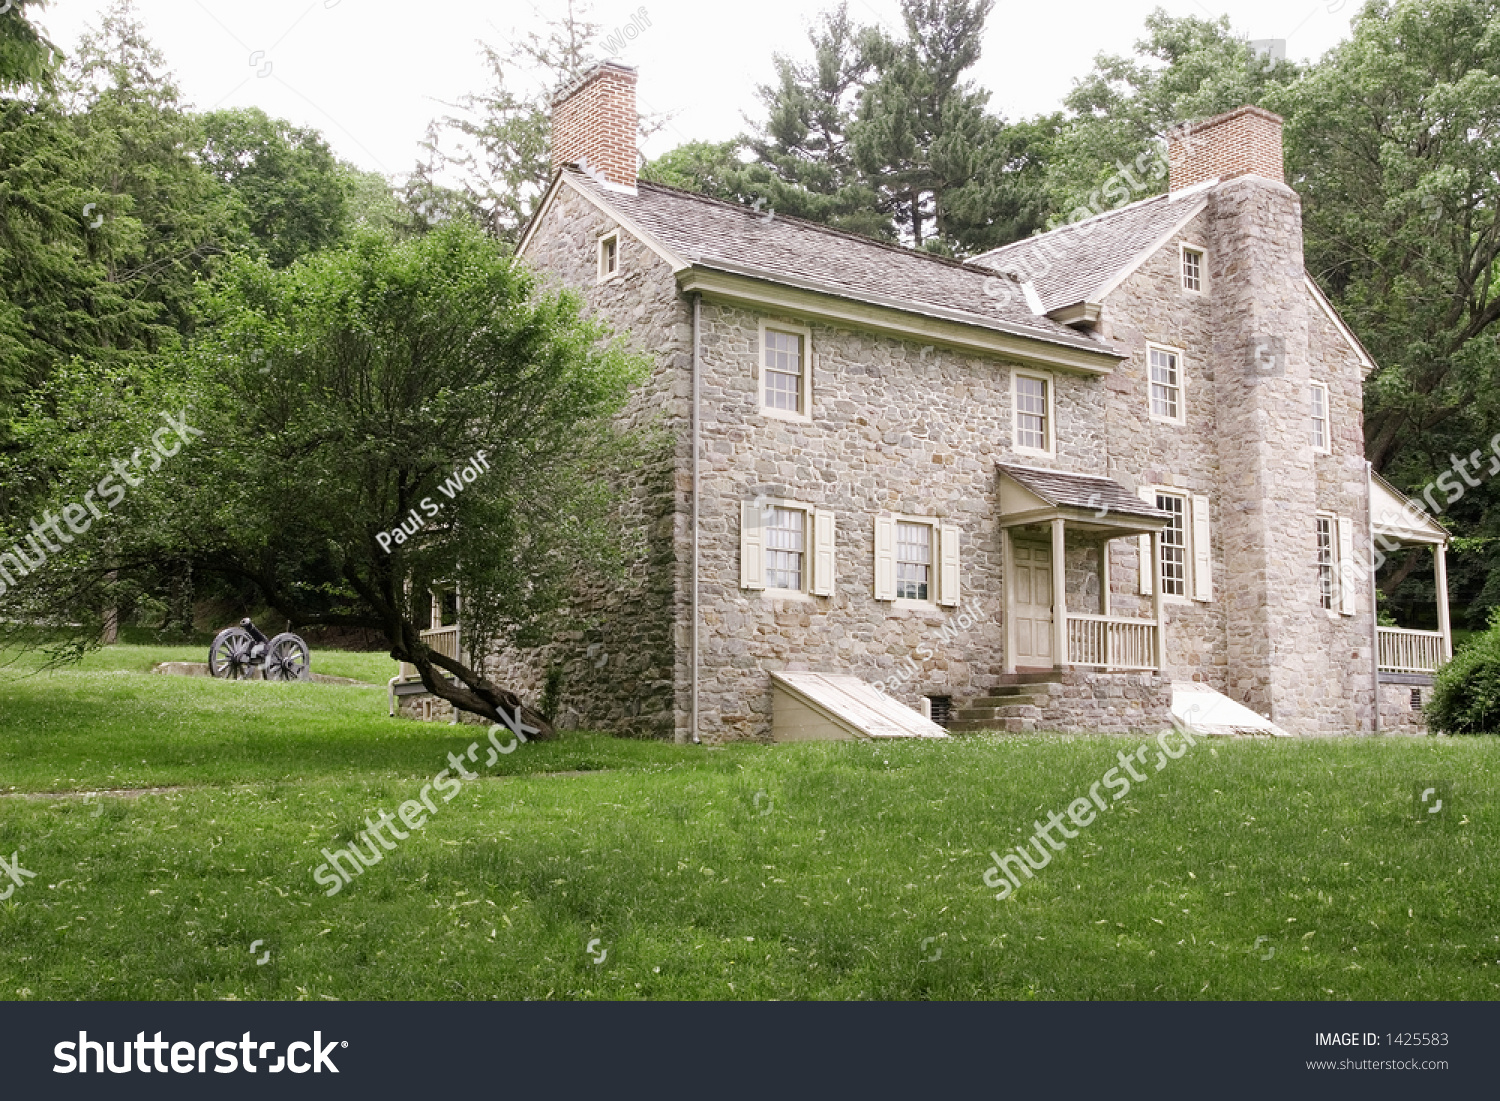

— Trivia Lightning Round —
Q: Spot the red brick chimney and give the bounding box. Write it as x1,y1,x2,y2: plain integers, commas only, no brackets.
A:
1166,105,1285,192
551,61,638,190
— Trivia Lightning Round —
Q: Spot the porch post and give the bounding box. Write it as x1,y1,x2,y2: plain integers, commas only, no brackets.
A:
1051,518,1068,670
1099,538,1111,616
1002,525,1016,675
1151,530,1166,672
1435,542,1453,662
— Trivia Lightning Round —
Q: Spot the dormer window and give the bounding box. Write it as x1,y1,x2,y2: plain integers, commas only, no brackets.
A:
597,231,620,282
1180,245,1205,293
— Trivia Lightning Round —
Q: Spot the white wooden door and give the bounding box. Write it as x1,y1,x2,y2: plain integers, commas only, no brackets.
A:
1012,542,1054,667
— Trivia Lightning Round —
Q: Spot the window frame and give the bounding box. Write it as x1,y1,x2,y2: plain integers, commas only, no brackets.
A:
1309,380,1331,454
1179,242,1207,295
1011,368,1055,457
596,230,620,283
757,319,814,422
1146,342,1187,426
889,513,942,608
895,519,935,602
1315,511,1336,613
762,503,810,594
1153,489,1191,603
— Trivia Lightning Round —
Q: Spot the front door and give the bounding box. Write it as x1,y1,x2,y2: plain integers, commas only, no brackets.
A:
1012,541,1054,668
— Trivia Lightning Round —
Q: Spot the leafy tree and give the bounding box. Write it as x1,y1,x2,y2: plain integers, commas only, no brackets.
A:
1047,9,1298,215
2,224,649,728
198,107,349,268
1279,0,1500,623
0,0,60,90
640,139,754,203
738,3,887,237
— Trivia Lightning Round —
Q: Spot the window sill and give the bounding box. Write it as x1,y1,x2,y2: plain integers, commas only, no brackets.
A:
596,273,623,286
763,588,816,603
1148,414,1186,427
758,406,813,424
1011,446,1054,461
888,598,945,617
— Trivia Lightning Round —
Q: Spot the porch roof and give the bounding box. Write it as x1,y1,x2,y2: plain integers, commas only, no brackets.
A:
1371,473,1448,546
996,462,1172,536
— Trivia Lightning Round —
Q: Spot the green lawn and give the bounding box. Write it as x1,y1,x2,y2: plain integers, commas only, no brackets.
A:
0,651,1496,1001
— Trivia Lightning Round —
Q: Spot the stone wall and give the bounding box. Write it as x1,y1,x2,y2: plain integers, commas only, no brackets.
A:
481,182,692,739
990,672,1174,734
1378,682,1430,735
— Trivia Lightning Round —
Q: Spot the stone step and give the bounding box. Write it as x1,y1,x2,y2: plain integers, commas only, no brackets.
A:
947,717,1032,734
955,697,1049,721
964,691,1052,709
989,671,1065,687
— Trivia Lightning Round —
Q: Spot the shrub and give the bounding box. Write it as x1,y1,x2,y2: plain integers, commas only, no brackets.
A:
1427,611,1500,734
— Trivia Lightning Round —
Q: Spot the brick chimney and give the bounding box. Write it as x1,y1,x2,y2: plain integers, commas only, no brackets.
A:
551,61,638,190
1166,105,1284,192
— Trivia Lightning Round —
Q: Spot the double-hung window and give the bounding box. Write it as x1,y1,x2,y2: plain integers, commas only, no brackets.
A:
1180,245,1205,293
1310,382,1330,452
1013,371,1052,454
764,507,807,591
895,522,932,600
760,323,811,417
1149,345,1184,424
1156,492,1188,597
1316,515,1335,610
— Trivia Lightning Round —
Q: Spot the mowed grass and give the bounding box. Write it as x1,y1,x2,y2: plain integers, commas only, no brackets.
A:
1,653,1497,1001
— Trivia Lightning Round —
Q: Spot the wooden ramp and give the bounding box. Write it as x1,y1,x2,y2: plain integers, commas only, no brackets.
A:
771,672,949,742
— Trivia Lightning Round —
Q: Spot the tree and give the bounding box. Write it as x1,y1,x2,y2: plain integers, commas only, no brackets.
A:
1047,9,1299,215
639,139,754,203
198,107,350,268
0,0,60,91
2,224,649,729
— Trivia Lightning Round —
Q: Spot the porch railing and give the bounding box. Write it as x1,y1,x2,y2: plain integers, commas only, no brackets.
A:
1066,613,1158,671
398,624,463,681
1377,626,1446,675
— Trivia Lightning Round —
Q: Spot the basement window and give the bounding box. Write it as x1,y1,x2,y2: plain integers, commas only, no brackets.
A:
1410,688,1423,710
925,695,952,728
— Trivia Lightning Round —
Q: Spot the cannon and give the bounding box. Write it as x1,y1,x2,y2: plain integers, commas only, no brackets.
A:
208,618,311,681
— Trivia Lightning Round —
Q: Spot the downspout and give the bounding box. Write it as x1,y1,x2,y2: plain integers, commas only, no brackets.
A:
1367,460,1381,734
690,292,702,744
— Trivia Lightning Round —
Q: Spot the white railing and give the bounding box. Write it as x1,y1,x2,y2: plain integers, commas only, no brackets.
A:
398,625,463,681
1377,627,1446,675
1067,613,1158,671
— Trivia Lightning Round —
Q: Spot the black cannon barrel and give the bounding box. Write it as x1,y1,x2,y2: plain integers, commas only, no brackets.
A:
239,618,270,645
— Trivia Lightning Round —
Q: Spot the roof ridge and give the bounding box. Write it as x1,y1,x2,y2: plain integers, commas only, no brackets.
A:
580,170,1024,283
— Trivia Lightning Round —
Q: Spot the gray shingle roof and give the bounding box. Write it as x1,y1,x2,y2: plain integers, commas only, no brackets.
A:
561,169,1116,356
997,462,1172,521
970,188,1209,314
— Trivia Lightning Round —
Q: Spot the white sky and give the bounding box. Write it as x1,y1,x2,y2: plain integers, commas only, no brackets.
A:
37,0,1358,180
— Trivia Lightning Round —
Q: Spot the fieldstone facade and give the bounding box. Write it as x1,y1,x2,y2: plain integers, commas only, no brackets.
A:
389,83,1438,743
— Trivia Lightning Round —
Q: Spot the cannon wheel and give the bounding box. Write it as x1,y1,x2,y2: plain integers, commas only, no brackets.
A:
208,627,256,680
263,633,311,682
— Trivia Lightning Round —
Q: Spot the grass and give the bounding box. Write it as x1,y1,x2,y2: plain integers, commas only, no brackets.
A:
1,649,1497,1000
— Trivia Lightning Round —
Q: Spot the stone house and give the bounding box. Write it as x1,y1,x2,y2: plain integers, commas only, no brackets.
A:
395,62,1454,741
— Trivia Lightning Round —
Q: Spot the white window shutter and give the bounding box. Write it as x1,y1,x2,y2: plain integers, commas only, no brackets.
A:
1138,486,1156,595
811,509,836,597
873,514,896,600
1337,515,1356,616
938,525,960,606
740,500,764,590
1191,494,1213,602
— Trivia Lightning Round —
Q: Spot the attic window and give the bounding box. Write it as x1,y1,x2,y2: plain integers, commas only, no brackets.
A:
597,232,620,281
1180,245,1205,293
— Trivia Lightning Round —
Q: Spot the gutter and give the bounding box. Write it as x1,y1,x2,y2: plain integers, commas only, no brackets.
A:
690,292,702,745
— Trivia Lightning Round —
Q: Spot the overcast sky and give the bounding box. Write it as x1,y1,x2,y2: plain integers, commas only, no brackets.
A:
38,0,1358,180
